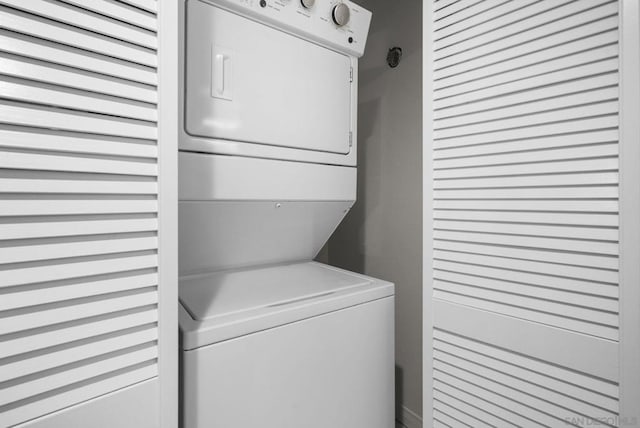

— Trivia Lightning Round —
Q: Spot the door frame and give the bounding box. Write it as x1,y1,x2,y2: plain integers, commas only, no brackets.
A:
158,0,179,426
618,0,640,424
421,0,435,423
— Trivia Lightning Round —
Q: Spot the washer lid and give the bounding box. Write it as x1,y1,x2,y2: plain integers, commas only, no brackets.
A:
179,262,394,350
181,262,372,321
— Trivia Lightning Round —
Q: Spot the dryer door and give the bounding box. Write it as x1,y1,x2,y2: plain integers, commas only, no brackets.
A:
185,0,353,155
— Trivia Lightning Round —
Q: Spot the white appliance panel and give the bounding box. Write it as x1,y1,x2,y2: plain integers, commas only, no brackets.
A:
181,296,394,428
180,262,371,321
194,0,372,57
179,201,353,275
186,0,353,155
178,151,357,201
178,261,394,348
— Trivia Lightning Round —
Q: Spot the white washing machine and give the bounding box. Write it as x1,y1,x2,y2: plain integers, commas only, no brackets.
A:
178,0,394,427
180,262,394,427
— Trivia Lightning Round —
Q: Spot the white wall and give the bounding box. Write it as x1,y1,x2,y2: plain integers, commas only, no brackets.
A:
322,0,423,422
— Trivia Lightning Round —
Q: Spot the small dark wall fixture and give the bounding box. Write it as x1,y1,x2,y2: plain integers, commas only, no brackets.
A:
387,47,402,68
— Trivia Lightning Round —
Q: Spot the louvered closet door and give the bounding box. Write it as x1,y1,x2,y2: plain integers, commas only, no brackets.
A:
0,1,167,426
425,0,632,426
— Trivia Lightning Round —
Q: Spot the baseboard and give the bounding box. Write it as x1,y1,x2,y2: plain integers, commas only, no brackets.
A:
398,405,423,428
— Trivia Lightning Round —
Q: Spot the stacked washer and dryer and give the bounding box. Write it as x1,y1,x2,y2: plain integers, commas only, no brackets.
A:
178,0,394,426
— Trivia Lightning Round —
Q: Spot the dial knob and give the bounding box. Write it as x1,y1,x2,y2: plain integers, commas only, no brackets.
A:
301,0,315,8
332,3,350,26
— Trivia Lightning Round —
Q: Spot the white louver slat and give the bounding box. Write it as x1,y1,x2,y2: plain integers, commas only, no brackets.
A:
433,329,619,425
0,0,161,426
426,0,625,425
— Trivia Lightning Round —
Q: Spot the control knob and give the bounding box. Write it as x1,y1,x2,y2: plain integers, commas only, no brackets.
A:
332,3,350,26
301,0,315,8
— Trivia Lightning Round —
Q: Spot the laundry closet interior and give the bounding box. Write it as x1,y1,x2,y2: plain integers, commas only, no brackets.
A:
0,0,639,427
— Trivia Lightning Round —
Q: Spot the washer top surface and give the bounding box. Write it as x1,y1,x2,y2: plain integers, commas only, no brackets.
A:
178,262,394,349
180,262,372,321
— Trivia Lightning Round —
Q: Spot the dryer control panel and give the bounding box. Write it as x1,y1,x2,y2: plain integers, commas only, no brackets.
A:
196,0,372,57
